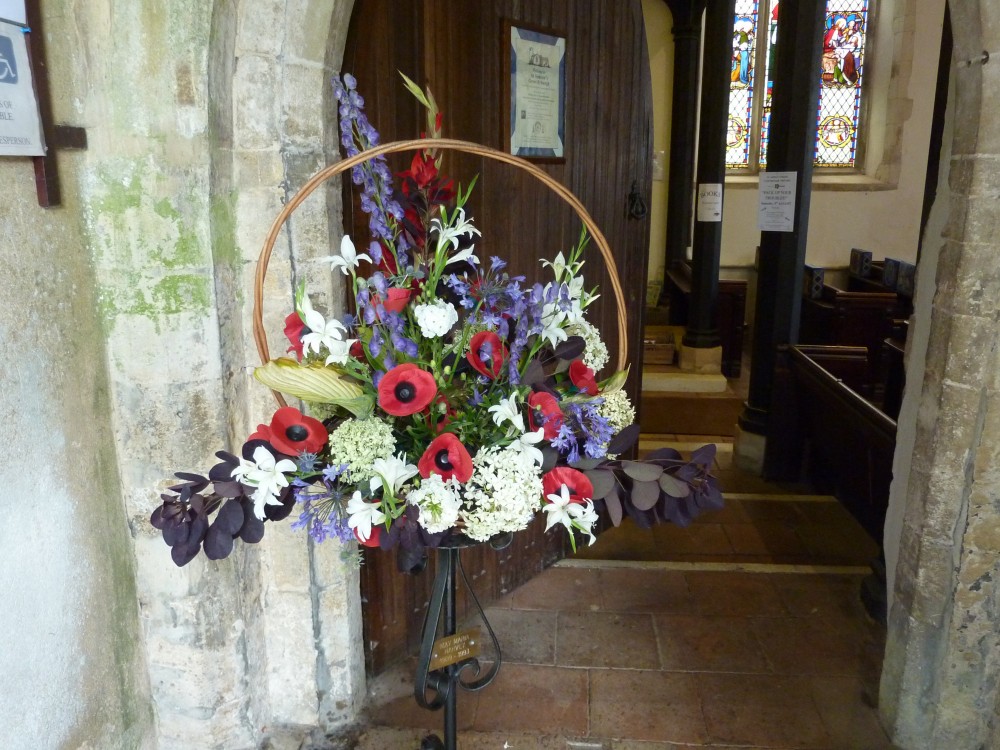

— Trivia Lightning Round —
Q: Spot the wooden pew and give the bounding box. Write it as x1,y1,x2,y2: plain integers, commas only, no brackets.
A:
766,344,895,620
799,284,903,399
664,263,747,378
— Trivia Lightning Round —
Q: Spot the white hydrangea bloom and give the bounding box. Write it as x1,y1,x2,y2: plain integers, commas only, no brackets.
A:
414,299,459,338
327,417,396,483
461,445,543,541
567,319,610,372
408,475,463,534
598,390,636,433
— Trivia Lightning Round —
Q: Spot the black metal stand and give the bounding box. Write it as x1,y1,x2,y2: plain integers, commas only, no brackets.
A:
415,541,502,750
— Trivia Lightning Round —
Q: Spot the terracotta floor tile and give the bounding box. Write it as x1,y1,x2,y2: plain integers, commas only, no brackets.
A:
578,521,664,561
751,616,864,676
699,672,830,748
685,571,788,617
590,669,708,744
723,520,812,556
769,573,869,624
470,663,588,735
692,497,750,525
366,660,479,732
598,568,695,614
509,565,604,611
740,499,808,523
796,522,881,565
557,611,661,669
809,676,896,750
655,614,771,673
482,606,556,665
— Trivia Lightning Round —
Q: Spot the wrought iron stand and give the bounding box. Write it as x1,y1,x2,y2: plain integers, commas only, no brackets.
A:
415,540,503,750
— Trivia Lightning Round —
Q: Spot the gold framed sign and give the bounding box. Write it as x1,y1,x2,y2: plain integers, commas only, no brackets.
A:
502,21,566,163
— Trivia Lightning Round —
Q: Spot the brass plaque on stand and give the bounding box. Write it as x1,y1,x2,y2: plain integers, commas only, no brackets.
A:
429,627,481,671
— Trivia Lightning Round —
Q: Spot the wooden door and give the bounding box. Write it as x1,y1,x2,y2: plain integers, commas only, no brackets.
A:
342,0,653,675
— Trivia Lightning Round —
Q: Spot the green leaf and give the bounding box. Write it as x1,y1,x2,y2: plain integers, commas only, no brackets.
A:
254,358,374,417
398,71,431,108
598,367,630,394
622,460,663,482
658,472,691,498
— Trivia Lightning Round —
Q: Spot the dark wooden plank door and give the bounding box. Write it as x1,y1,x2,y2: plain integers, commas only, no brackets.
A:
342,0,653,675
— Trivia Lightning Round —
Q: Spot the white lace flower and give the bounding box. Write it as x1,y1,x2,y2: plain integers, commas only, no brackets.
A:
461,445,543,541
232,446,297,519
346,491,386,543
408,475,462,534
327,418,396,483
567,319,610,372
370,453,420,497
324,234,372,276
598,390,636,433
413,299,459,338
299,293,357,365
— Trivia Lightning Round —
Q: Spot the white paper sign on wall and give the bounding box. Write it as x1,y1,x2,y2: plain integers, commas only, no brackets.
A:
0,1,26,26
0,20,45,157
696,183,723,222
758,172,797,232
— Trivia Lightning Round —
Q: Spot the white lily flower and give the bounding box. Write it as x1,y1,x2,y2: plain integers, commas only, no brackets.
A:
543,486,598,545
346,491,386,543
432,208,482,262
370,453,420,496
541,251,568,281
324,234,372,275
539,302,569,348
509,427,545,467
488,393,526,433
232,446,298,519
299,295,357,366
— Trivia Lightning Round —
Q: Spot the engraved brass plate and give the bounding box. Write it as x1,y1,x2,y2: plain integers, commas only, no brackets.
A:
429,627,481,671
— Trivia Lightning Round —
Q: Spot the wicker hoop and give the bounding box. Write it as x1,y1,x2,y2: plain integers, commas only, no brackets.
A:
253,138,628,406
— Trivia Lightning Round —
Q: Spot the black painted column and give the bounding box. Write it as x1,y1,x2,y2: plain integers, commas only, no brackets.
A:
682,0,736,351
739,0,827,437
660,0,705,279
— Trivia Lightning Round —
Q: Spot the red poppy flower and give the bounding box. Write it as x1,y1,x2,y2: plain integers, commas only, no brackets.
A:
284,312,307,360
355,524,382,548
466,331,508,379
418,433,474,483
528,391,565,440
349,340,365,359
251,406,328,456
542,467,594,504
378,364,438,416
569,360,599,395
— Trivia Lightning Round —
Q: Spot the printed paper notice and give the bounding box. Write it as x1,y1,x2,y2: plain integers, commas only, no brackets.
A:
696,183,723,222
0,2,26,26
0,23,45,156
758,172,797,232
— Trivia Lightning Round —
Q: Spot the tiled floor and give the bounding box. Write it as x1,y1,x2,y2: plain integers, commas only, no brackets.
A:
359,435,894,749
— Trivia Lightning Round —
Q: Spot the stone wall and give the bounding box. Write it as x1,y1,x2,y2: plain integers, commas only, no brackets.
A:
880,1,1000,747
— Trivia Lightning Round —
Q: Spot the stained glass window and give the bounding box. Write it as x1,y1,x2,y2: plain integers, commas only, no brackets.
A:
725,0,870,171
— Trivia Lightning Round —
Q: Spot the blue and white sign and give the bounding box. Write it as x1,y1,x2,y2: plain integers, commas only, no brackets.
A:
0,22,44,156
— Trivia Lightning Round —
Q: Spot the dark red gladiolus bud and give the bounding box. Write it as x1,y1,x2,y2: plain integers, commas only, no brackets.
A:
569,360,599,395
418,433,473,483
542,467,594,504
284,312,307,360
349,340,365,359
528,391,564,440
466,330,507,379
378,363,438,416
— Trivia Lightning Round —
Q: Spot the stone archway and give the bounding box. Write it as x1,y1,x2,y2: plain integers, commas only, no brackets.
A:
879,1,1000,747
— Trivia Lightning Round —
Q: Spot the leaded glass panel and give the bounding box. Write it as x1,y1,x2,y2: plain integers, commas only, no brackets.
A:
726,0,761,168
815,1,868,166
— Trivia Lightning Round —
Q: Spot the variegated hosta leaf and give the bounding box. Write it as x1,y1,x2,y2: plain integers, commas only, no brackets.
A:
254,358,374,417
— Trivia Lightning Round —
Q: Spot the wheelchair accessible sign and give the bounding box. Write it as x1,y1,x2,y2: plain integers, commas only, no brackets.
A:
0,20,45,156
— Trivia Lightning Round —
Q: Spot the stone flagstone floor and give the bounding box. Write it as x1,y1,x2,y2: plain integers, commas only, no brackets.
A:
355,437,896,749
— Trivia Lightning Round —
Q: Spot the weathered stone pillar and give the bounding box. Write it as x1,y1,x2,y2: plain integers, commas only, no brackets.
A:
880,3,1000,747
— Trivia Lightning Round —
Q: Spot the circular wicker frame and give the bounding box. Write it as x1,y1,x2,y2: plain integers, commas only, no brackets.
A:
253,138,628,405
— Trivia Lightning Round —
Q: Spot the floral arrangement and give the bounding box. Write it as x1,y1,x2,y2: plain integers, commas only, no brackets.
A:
151,74,722,569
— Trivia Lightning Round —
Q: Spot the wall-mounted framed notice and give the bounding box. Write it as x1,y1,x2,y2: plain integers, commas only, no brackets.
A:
502,21,566,163
0,16,45,157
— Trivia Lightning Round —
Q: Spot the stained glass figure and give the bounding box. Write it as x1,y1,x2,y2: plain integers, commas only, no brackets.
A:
726,0,760,168
727,0,869,170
